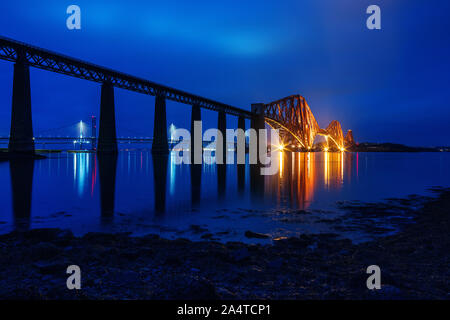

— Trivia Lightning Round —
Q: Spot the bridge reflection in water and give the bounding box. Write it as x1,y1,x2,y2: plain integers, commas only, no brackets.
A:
266,152,355,210
3,151,358,235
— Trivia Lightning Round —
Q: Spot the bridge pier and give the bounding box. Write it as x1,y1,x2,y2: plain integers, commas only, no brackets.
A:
97,82,118,153
236,115,246,192
236,115,246,156
238,115,245,133
8,54,34,154
152,95,169,155
251,103,266,163
191,104,202,164
251,103,265,131
217,111,227,164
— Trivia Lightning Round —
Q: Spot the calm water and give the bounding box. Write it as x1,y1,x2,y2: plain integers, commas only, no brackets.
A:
0,151,449,243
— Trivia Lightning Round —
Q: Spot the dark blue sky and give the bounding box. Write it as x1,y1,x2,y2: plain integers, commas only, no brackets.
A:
0,0,449,146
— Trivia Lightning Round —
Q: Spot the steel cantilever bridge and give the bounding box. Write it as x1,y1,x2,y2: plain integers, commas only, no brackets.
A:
0,36,354,155
263,95,355,151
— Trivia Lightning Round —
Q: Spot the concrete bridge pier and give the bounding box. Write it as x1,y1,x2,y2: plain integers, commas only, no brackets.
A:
236,115,246,192
236,115,246,157
238,115,245,133
217,111,227,164
97,82,118,153
152,95,169,155
251,103,265,131
191,104,202,164
251,103,266,163
8,54,35,153
250,104,266,193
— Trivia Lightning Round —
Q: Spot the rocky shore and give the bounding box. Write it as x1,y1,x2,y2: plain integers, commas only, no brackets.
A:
0,189,449,299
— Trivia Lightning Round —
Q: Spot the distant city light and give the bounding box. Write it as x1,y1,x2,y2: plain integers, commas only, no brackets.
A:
79,120,84,139
169,123,176,143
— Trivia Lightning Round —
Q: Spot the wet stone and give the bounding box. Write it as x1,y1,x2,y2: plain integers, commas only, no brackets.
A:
245,231,270,239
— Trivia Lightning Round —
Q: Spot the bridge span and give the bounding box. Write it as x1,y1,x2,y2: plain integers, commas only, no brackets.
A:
0,36,353,157
257,95,355,151
0,36,256,157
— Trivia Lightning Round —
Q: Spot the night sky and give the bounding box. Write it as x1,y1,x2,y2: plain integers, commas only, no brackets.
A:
0,0,449,146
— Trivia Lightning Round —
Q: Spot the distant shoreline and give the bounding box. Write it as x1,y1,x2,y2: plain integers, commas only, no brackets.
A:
0,143,449,158
348,143,449,153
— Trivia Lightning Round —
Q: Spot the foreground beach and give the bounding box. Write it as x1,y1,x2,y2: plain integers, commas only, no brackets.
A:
0,189,449,299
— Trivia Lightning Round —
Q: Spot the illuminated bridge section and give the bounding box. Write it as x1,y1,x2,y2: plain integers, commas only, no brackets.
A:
344,129,355,148
263,95,352,151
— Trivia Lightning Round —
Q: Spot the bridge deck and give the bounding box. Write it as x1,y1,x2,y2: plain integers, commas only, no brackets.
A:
0,36,253,118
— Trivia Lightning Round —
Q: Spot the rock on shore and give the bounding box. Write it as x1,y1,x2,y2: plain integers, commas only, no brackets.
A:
0,190,449,299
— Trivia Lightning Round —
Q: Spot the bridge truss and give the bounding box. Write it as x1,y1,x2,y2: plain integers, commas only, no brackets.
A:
0,36,252,118
263,95,354,151
0,36,355,153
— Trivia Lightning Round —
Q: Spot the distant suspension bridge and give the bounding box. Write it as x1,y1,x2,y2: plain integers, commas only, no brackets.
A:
0,116,156,150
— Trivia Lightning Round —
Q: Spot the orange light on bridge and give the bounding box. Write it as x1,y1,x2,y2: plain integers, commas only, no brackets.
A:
262,95,355,154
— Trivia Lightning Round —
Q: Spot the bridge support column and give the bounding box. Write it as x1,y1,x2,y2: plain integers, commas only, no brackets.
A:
235,115,246,163
251,103,265,131
152,95,169,155
8,55,34,154
238,115,246,151
217,111,227,164
250,103,265,163
238,116,245,133
237,115,246,190
191,104,202,164
97,82,118,153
